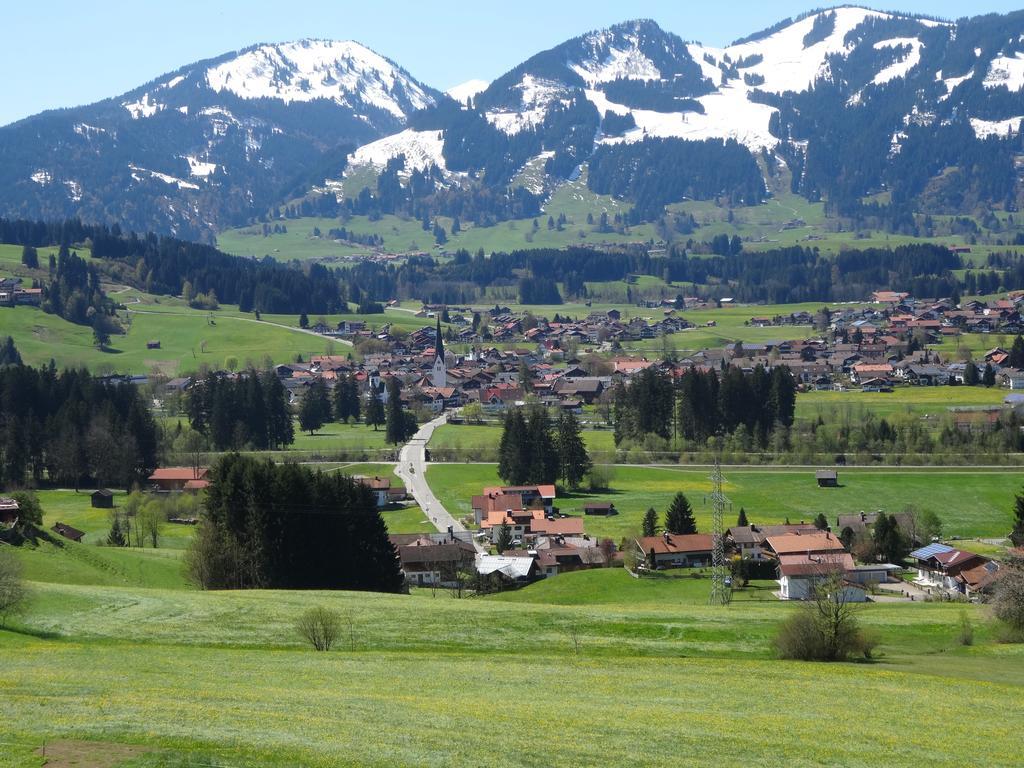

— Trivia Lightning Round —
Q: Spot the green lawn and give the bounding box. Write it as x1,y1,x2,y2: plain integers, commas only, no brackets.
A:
1,574,1021,766
2,304,340,375
430,423,616,459
426,463,1020,540
795,386,1011,420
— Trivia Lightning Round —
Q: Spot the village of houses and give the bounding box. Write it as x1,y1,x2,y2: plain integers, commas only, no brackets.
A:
9,285,1024,602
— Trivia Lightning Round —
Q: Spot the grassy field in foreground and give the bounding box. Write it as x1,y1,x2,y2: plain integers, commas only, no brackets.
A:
427,463,1020,540
1,572,1021,767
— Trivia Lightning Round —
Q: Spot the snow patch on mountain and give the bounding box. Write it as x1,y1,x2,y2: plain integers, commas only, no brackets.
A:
983,53,1024,91
347,129,447,173
871,38,924,85
185,156,217,177
123,93,165,119
73,123,106,138
205,39,434,118
570,44,661,85
446,79,489,104
30,170,51,186
63,180,82,202
970,115,1024,139
937,69,973,99
129,164,200,190
707,7,893,95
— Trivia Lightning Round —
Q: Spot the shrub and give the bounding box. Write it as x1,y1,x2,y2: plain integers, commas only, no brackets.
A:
958,610,975,646
297,607,341,652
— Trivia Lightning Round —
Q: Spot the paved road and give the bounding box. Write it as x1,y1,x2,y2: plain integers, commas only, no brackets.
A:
395,413,485,551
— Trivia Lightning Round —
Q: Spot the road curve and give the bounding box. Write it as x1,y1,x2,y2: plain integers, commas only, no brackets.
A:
395,413,485,552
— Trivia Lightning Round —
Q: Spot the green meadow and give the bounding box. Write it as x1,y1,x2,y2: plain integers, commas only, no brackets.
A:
1,569,1022,767
426,463,1021,541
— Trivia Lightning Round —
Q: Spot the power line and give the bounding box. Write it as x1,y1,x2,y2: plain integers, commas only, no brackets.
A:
709,457,731,606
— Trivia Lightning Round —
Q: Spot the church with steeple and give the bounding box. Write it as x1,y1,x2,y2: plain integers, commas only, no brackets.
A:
431,315,447,388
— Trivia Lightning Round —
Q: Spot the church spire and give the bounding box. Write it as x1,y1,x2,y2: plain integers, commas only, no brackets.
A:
435,314,444,363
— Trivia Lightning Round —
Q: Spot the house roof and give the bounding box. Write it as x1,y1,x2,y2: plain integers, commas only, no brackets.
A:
777,553,855,576
636,533,714,555
765,532,847,556
909,542,954,560
475,554,536,579
529,517,585,536
354,475,391,490
149,467,209,482
52,522,86,540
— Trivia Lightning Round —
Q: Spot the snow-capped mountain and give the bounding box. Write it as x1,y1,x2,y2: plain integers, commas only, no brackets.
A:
0,39,439,239
340,8,1024,219
8,8,1024,238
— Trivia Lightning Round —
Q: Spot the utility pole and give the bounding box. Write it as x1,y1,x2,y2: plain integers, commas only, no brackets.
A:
709,458,731,606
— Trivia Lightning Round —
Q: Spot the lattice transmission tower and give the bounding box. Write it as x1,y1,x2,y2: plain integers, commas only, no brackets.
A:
709,458,732,606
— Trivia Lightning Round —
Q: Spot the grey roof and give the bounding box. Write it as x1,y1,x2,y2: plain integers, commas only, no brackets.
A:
909,542,954,560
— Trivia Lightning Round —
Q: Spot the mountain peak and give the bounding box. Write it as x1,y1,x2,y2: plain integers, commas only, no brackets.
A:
204,38,436,118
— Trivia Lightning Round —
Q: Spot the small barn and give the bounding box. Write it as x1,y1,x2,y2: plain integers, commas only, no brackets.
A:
52,522,85,542
584,502,617,516
816,469,839,488
146,340,161,349
91,489,114,509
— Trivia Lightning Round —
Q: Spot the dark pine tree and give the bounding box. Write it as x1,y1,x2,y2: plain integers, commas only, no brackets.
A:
664,492,697,535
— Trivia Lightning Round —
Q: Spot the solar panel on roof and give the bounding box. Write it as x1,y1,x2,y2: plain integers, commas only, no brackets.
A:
909,542,954,560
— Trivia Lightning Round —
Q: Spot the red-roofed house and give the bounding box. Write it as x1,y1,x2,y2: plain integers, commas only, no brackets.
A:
634,532,714,569
148,467,209,492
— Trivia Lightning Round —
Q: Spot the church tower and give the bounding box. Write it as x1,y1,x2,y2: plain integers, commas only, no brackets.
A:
431,315,447,388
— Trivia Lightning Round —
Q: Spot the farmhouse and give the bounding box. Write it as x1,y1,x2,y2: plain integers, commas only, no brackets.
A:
910,542,992,595
148,467,210,492
634,532,714,569
776,552,862,601
389,533,476,588
354,475,392,508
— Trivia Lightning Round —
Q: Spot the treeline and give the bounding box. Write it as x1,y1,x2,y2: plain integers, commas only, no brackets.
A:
0,218,347,315
185,372,294,451
43,245,113,329
613,365,797,449
588,138,766,222
188,454,403,592
0,361,158,489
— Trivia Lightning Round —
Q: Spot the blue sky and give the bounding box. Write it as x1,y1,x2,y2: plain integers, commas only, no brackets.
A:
2,0,1022,126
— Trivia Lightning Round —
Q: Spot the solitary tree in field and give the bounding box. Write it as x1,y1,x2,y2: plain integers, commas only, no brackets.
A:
642,507,658,537
299,380,331,435
992,552,1024,637
813,513,829,531
736,507,749,527
20,245,38,269
664,492,697,535
365,389,385,431
299,312,309,329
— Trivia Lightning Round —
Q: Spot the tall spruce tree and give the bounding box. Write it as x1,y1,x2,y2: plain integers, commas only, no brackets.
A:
299,380,331,436
664,492,697,535
498,409,529,485
554,409,591,489
642,507,658,537
964,360,980,386
1011,489,1024,547
736,507,749,527
1011,336,1024,369
365,388,385,431
385,377,412,445
526,407,558,485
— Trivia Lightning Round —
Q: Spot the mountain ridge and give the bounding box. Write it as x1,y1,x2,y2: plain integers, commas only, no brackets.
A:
6,7,1024,239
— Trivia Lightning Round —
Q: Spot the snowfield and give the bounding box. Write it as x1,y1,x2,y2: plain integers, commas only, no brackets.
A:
984,53,1024,92
970,116,1024,139
205,39,434,118
347,129,447,174
446,79,489,104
